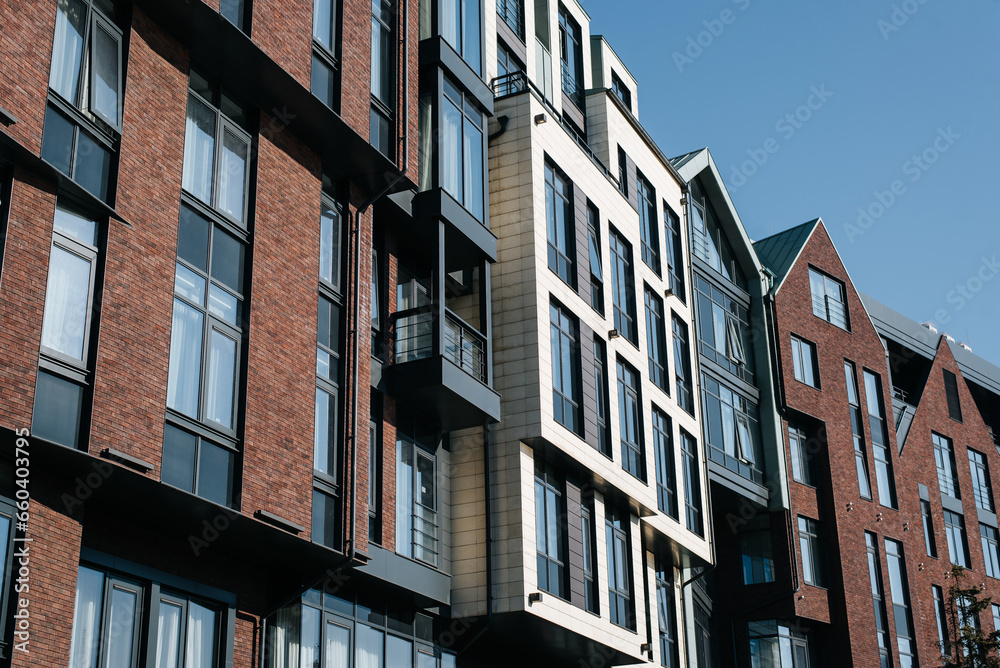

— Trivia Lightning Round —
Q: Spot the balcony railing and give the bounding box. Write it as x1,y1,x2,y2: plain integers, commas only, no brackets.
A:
708,443,764,485
491,71,528,99
497,0,525,41
560,60,583,108
391,307,488,385
812,294,848,330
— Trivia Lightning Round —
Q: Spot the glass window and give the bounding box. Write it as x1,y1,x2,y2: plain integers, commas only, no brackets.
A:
440,76,485,221
933,432,960,499
660,206,684,302
921,499,937,558
637,173,659,273
617,359,644,480
788,424,817,486
167,205,245,433
535,460,566,599
798,517,825,587
496,0,525,40
605,504,633,630
644,287,669,392
680,430,702,536
701,374,762,483
609,229,637,345
969,449,994,512
865,532,892,668
652,408,677,519
808,267,848,330
311,0,339,106
655,556,678,667
944,509,970,568
440,0,481,73
181,76,251,225
790,335,819,388
162,424,235,507
982,524,1000,579
550,302,580,434
370,0,394,156
610,71,632,111
845,361,873,500
41,209,98,362
694,603,711,668
315,294,342,475
864,370,896,509
587,203,604,313
934,585,949,658
319,199,343,291
41,104,113,201
944,369,963,422
593,338,611,457
557,4,583,107
582,499,598,614
0,499,14,654
395,412,438,566
689,188,745,288
747,620,811,667
665,316,693,417
617,146,628,198
695,275,754,383
545,160,574,286
220,0,250,32
32,369,85,449
740,522,775,585
885,538,917,667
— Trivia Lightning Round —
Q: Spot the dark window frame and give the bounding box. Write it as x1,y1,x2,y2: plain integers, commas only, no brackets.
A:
845,360,873,500
808,266,849,330
663,202,685,302
790,334,820,389
652,407,677,519
644,285,669,394
617,358,645,481
587,202,604,314
370,0,396,157
680,429,703,536
637,172,659,274
864,369,896,509
610,70,632,111
535,459,567,599
311,0,341,109
605,503,634,630
798,516,826,587
545,159,575,287
550,300,581,435
969,448,995,512
944,369,963,422
608,228,638,346
944,509,970,568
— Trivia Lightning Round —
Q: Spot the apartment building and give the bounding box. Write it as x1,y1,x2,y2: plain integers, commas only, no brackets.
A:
0,0,502,665
461,1,713,666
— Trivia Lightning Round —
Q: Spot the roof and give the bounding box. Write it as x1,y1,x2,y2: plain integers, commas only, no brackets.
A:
752,219,819,289
668,149,704,171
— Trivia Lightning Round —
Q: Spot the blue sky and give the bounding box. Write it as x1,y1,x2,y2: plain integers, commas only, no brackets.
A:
582,0,1000,366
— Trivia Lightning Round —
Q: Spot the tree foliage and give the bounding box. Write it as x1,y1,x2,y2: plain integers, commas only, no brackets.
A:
941,565,1000,667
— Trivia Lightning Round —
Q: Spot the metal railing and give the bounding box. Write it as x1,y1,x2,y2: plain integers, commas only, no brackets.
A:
390,308,488,385
496,0,525,40
491,71,528,99
812,294,848,329
560,61,583,108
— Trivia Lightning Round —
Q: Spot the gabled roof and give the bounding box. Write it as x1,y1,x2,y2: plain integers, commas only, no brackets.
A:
753,219,820,290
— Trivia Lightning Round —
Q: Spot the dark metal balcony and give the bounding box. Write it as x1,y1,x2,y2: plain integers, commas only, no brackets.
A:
384,307,499,431
497,0,526,41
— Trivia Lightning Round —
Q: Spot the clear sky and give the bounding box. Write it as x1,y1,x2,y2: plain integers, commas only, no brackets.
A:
581,0,1000,367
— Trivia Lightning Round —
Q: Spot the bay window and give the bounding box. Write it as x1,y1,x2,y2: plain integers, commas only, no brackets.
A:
396,412,439,567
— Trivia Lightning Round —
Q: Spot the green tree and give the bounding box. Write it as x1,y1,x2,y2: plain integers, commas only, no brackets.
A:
942,565,1000,667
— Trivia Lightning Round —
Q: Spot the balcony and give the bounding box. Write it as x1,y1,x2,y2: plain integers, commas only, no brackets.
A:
492,71,528,99
385,306,499,431
560,61,584,109
497,0,525,42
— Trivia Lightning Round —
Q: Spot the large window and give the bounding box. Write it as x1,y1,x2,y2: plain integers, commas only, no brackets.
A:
740,518,775,585
702,374,761,483
944,509,970,568
788,424,817,487
655,556,678,667
396,412,439,567
798,517,825,587
587,203,604,313
545,160,574,286
865,532,892,668
644,286,669,393
663,204,685,301
652,408,677,519
535,460,566,599
605,503,634,630
43,0,122,201
617,359,644,480
921,499,937,558
33,203,101,449
220,0,251,32
845,361,872,500
932,432,960,499
496,0,525,41
370,0,395,156
440,0,482,74
440,76,485,221
864,370,896,509
790,335,819,388
747,620,811,667
884,538,917,668
689,187,745,288
69,563,228,668
969,449,994,512
311,0,339,108
808,267,848,330
315,294,342,478
637,173,659,273
592,338,611,457
982,524,1000,579
181,70,251,225
934,585,949,658
671,314,694,415
550,301,580,434
557,5,583,107
944,369,963,422
681,430,703,536
268,588,457,668
609,229,637,344
695,275,753,384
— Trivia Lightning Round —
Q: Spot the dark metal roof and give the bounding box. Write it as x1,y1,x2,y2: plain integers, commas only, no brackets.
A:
753,219,819,289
